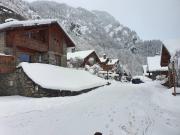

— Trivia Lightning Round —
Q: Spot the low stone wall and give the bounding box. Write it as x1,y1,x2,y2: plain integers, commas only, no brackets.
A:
0,72,18,96
0,68,107,97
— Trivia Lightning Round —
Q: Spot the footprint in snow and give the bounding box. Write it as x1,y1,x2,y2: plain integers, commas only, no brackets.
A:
166,122,172,126
105,124,109,129
128,121,133,127
112,111,116,114
109,130,114,135
110,118,114,122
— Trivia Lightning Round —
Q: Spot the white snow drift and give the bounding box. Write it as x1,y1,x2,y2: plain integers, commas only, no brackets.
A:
18,62,107,91
0,81,180,135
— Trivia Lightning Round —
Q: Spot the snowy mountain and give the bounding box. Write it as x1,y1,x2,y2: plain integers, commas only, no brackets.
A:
0,0,162,75
0,0,39,22
30,1,147,75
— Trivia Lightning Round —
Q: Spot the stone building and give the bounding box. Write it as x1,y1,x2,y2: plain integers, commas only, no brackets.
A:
147,55,168,80
0,19,76,96
67,50,101,67
0,19,75,67
161,40,180,88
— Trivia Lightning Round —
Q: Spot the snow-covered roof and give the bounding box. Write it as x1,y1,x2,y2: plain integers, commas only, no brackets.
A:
0,19,76,47
147,56,168,72
107,59,119,65
67,50,94,60
99,57,108,63
0,19,57,30
0,53,12,56
163,39,180,56
18,62,107,91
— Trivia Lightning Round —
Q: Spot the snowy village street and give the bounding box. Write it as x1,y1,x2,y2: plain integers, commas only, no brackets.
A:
0,80,180,135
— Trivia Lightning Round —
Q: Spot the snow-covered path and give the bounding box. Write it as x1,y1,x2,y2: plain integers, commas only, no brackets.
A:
0,81,180,135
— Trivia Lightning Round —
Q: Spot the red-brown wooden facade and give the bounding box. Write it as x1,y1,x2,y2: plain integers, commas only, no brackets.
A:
0,21,75,73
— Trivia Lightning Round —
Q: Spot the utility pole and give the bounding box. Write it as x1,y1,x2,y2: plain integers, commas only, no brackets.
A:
172,61,176,96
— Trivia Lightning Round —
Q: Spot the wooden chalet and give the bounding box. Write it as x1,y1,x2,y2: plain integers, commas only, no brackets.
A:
67,50,100,67
161,39,180,89
106,58,120,71
99,54,109,71
147,55,168,80
0,19,75,73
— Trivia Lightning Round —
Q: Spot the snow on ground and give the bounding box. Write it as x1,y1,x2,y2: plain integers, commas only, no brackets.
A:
19,62,107,91
0,81,180,135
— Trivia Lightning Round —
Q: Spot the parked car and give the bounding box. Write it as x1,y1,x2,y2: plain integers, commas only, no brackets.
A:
132,78,144,84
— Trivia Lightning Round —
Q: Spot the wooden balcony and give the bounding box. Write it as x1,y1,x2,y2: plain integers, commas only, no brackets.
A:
14,37,48,52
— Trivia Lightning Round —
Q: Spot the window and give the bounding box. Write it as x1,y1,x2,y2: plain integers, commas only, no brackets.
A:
19,54,31,62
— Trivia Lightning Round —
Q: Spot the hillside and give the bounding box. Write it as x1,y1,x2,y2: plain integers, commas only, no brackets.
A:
0,0,38,21
0,0,162,75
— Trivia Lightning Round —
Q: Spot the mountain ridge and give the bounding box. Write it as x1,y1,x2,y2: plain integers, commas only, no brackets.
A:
0,0,162,75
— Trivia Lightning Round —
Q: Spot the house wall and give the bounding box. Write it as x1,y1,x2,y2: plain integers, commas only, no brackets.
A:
0,32,5,53
6,27,49,52
3,24,69,67
48,24,68,67
0,32,14,56
83,52,100,66
0,72,18,96
161,46,171,67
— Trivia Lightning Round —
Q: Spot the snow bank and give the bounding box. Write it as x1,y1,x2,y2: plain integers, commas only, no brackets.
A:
147,55,168,72
1,82,180,135
18,62,107,91
152,84,180,113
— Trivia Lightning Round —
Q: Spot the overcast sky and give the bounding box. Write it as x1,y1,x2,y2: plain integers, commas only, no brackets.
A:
25,0,180,41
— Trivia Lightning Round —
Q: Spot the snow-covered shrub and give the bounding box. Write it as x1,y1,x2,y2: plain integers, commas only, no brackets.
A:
68,57,83,68
88,57,95,66
85,64,102,75
113,63,123,75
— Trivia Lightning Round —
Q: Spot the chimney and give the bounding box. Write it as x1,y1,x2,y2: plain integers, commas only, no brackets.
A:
103,54,106,59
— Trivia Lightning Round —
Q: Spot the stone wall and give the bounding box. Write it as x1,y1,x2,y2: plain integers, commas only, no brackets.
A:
0,72,18,96
0,68,106,97
16,68,61,97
